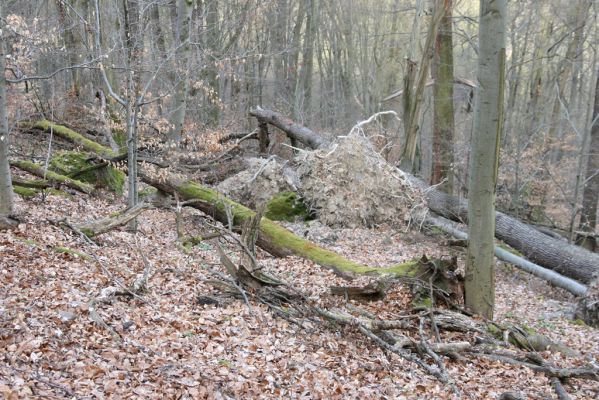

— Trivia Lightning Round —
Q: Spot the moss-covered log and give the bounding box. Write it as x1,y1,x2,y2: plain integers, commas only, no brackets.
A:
12,177,53,189
13,185,38,198
140,170,462,297
10,160,94,194
50,151,125,195
28,120,462,292
33,120,119,159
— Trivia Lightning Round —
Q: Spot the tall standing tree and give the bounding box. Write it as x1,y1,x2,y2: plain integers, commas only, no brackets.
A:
93,0,144,229
168,0,194,143
400,4,443,173
0,2,14,218
465,0,507,319
577,68,599,250
431,0,455,193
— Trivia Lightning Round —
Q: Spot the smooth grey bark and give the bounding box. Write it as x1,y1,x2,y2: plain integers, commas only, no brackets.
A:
123,0,143,230
0,2,13,216
465,0,507,319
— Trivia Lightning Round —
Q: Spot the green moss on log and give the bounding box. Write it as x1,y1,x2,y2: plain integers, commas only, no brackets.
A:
50,151,95,181
139,187,158,200
177,180,421,276
34,120,118,158
10,160,94,194
112,128,127,150
50,150,125,195
14,186,38,198
54,246,91,260
265,191,310,222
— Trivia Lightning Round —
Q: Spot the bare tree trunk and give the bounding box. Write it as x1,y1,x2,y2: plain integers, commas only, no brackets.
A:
123,0,143,230
400,5,443,173
291,0,306,122
55,1,82,96
431,0,455,193
465,0,506,319
0,2,13,217
169,0,194,143
577,67,599,250
549,0,591,163
300,0,317,122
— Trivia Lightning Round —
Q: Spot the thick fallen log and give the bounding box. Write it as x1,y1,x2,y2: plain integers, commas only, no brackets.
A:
249,107,330,149
248,108,599,286
140,168,462,296
10,160,94,194
418,183,599,285
426,215,588,296
32,120,463,296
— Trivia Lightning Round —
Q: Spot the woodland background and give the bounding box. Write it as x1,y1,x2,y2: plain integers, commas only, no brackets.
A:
1,0,598,237
1,0,599,398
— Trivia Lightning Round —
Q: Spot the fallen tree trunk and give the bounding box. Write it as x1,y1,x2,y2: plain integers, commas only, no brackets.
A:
418,184,599,285
249,107,331,149
32,120,463,297
248,108,599,286
10,160,94,194
139,168,462,296
427,215,588,296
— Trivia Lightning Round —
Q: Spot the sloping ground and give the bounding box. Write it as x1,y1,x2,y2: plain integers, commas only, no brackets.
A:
1,193,598,399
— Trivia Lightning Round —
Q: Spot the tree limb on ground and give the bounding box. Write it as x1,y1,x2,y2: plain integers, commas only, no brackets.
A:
31,120,463,298
75,202,153,237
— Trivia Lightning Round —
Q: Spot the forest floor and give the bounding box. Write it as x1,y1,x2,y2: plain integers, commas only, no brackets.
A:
1,187,598,399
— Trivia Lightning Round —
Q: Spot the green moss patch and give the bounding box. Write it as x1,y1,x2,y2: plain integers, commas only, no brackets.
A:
265,191,310,222
14,186,38,198
112,128,127,150
50,150,125,195
35,120,118,158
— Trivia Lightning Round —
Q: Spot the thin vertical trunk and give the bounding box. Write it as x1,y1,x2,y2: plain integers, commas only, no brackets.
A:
150,3,168,117
549,0,590,162
400,4,443,173
466,0,506,319
431,0,455,193
169,0,194,143
272,0,289,108
55,0,83,96
577,67,599,250
301,0,317,121
291,0,307,121
0,2,13,216
204,0,220,126
123,0,143,230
